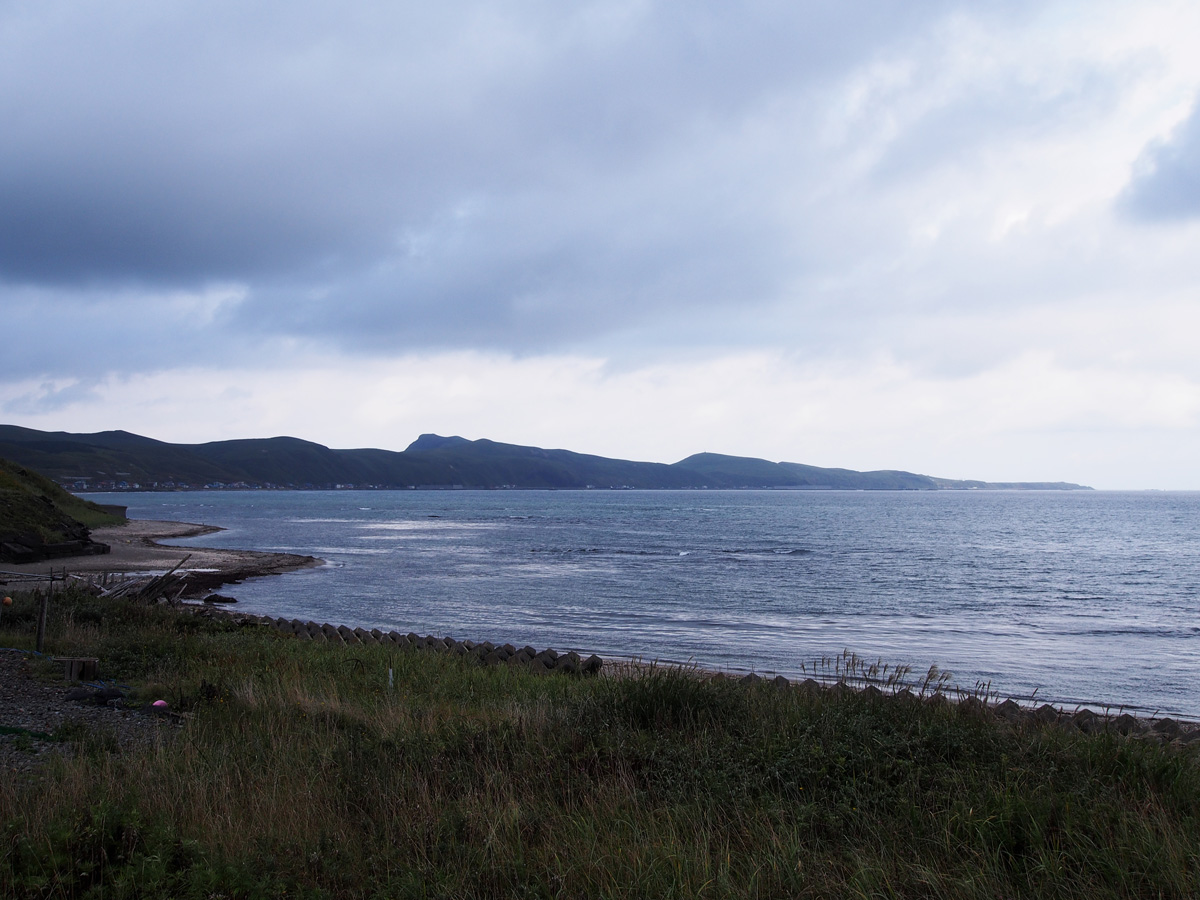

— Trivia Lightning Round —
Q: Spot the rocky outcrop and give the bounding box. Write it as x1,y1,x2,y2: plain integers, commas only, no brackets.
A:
0,531,110,563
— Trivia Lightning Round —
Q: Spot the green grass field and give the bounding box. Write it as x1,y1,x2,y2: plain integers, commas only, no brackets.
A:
2,587,1197,899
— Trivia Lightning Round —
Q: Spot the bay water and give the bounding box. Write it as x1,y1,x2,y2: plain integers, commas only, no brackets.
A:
93,490,1200,718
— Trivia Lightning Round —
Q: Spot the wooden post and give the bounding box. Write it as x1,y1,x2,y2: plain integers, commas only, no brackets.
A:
35,588,48,653
59,657,99,681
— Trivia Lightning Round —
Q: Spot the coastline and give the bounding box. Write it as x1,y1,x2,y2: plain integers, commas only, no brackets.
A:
2,518,1196,746
3,519,1194,725
0,519,322,595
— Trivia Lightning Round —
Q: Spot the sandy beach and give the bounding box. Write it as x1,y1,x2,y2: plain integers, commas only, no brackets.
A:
0,519,322,595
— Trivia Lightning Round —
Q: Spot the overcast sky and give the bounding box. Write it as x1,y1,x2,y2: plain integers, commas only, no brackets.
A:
3,1,1200,488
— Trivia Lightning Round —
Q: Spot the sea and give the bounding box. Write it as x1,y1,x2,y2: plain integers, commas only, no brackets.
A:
86,489,1200,719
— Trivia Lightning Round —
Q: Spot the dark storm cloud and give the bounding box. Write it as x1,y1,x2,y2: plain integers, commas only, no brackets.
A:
235,157,792,352
1,0,991,356
1122,96,1200,220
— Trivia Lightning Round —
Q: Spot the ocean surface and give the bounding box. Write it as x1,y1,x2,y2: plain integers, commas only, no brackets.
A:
89,490,1200,718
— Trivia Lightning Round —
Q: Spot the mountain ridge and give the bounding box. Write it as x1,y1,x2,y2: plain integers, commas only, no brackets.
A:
0,425,1092,492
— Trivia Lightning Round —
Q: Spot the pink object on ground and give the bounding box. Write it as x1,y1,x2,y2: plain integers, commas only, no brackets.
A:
152,700,168,708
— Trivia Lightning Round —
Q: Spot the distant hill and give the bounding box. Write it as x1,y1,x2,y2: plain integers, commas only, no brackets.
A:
0,456,126,563
0,424,1092,492
675,453,945,490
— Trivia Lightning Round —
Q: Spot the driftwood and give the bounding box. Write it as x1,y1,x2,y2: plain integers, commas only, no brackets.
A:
0,569,65,584
95,555,193,602
134,554,191,602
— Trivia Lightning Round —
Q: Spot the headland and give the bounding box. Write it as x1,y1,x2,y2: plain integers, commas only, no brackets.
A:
0,519,321,595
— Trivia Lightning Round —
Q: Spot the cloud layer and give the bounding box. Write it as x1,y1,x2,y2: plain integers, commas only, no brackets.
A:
3,1,1200,487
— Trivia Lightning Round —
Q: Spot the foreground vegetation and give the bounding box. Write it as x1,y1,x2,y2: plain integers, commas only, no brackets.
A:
1,587,1197,898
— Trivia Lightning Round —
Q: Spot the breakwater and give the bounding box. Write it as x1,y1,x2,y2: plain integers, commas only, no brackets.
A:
252,612,605,675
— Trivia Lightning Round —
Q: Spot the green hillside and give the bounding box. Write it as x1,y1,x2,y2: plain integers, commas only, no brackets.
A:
405,436,699,489
676,453,963,490
0,457,125,562
0,425,233,486
777,462,941,491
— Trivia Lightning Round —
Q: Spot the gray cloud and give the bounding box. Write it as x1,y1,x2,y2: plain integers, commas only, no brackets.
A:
0,280,255,382
2,380,103,416
1122,96,1200,220
1,0,1175,387
1,0,1000,355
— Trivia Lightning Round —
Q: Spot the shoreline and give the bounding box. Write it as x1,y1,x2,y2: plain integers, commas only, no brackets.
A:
189,607,1200,738
0,519,322,595
4,521,1195,724
195,603,1200,728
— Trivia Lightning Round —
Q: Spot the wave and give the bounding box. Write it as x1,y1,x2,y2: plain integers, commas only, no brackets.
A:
530,547,668,556
1065,626,1200,638
718,547,812,557
527,546,812,558
358,520,500,532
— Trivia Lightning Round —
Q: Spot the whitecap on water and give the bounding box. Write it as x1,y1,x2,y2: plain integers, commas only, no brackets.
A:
357,520,500,532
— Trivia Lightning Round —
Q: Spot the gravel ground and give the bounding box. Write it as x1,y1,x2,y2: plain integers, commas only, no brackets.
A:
0,650,180,779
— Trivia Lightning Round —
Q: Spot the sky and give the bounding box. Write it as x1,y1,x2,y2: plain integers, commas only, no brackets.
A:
2,1,1200,489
